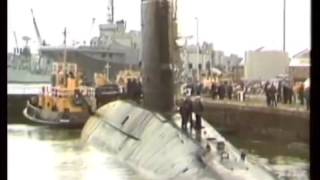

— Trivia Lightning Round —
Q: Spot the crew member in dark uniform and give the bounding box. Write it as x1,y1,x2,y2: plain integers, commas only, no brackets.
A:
269,84,277,107
126,79,132,99
227,82,233,100
218,83,226,100
179,99,188,133
193,96,204,142
211,82,217,99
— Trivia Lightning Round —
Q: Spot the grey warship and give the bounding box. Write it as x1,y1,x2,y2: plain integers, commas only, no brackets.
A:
39,0,141,82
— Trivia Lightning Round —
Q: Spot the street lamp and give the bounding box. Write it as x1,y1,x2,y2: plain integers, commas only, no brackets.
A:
195,17,200,82
283,0,286,52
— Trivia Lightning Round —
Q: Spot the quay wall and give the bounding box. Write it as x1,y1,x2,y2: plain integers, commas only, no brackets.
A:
202,101,309,143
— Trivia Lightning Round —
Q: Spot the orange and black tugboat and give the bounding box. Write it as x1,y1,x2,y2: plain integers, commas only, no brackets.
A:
23,61,110,127
23,28,122,127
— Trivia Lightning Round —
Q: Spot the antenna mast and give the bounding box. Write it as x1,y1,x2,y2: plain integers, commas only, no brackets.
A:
283,0,286,52
107,0,114,24
63,27,67,82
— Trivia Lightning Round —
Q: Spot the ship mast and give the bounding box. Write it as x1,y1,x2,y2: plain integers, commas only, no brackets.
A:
107,0,114,24
63,27,67,86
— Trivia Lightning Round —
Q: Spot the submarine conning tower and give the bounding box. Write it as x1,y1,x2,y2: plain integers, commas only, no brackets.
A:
141,0,175,116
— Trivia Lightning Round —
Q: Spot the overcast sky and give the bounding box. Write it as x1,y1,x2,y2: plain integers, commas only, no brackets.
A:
8,0,310,57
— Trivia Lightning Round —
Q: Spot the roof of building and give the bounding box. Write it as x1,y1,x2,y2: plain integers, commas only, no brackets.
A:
239,58,245,66
293,49,309,58
289,57,310,67
254,46,264,52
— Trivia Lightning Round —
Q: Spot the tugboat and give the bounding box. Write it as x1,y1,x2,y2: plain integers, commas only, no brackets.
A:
23,27,123,127
23,60,123,127
23,61,100,127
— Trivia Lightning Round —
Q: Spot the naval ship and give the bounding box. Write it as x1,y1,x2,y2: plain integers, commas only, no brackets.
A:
8,0,140,123
9,0,141,87
38,0,141,83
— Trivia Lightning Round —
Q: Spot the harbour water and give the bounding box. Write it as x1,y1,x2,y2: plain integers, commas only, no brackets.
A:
8,121,309,180
8,125,147,180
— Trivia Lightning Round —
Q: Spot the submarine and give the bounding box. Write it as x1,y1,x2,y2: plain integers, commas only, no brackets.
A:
81,0,277,179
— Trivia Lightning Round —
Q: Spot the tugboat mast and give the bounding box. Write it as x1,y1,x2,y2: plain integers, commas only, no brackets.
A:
63,27,67,86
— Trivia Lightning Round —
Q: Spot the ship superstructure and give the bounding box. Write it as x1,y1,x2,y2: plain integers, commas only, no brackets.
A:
38,0,141,83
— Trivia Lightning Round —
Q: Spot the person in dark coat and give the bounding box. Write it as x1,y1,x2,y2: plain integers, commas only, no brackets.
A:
298,83,305,105
179,98,188,133
227,82,233,100
193,96,204,142
304,87,310,110
277,81,282,103
132,79,141,103
269,84,277,107
218,83,226,100
127,79,132,99
264,81,270,106
283,84,288,104
180,97,193,134
287,85,293,104
211,82,217,99
191,84,195,96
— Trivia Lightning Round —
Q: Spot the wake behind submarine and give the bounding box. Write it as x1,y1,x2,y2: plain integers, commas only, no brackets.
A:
81,0,277,179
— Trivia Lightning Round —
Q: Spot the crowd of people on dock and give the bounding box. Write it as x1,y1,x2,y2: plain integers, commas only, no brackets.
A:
185,81,246,101
183,78,310,110
263,80,310,109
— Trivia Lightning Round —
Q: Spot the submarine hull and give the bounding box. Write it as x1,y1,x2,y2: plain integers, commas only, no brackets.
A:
81,100,276,179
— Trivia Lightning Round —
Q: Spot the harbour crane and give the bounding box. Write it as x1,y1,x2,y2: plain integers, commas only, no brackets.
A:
88,17,96,45
30,9,44,46
13,31,20,55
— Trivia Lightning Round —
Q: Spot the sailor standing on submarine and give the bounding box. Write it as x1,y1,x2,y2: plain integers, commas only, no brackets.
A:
192,95,204,142
179,96,193,133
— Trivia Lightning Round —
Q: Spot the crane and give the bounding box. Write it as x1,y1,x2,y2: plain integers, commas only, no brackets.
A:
13,31,19,54
30,9,43,46
88,17,96,45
